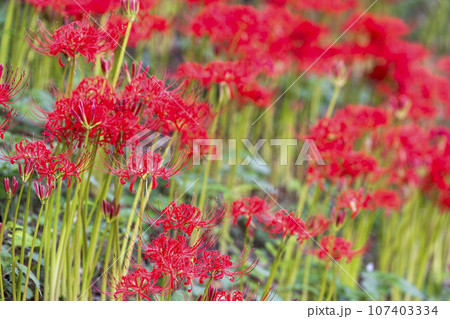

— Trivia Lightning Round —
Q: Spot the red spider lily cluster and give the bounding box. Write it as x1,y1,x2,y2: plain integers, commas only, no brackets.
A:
0,0,448,302
112,201,255,300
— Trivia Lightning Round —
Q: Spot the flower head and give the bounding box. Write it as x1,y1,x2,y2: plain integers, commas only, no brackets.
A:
106,148,190,192
0,65,27,110
143,234,209,290
336,188,373,218
231,196,272,227
314,235,363,263
264,210,310,242
1,139,90,186
113,264,163,301
3,177,19,199
148,201,224,236
0,108,18,139
194,250,256,283
26,18,123,67
213,290,244,301
121,0,140,21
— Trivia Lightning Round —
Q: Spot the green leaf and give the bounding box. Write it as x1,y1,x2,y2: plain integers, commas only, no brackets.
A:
361,271,426,300
8,230,40,248
15,262,42,296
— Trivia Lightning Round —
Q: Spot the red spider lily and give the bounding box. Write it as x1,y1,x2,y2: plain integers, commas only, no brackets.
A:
186,0,225,5
3,177,19,199
286,0,357,12
195,250,256,283
121,0,140,21
147,201,224,236
105,148,190,192
1,139,90,186
26,18,123,67
314,235,363,263
177,59,271,91
305,214,330,237
308,151,379,186
34,180,54,204
102,200,121,222
438,56,450,77
42,77,142,152
342,13,430,110
190,4,265,55
369,189,401,213
177,59,274,108
0,108,18,139
113,264,163,301
0,65,27,110
109,11,167,48
336,188,373,218
200,285,268,301
264,210,310,243
26,0,121,16
119,64,213,151
142,234,213,291
382,124,436,187
306,105,389,154
231,196,272,227
421,127,450,210
213,290,244,301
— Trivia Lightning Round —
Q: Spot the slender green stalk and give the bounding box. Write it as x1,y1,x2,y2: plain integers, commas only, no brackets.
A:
318,264,329,300
111,21,133,87
0,198,12,301
201,277,213,301
0,0,15,63
262,236,287,297
11,182,25,301
137,179,150,266
301,251,312,301
118,180,143,268
16,181,32,301
23,203,45,300
101,223,115,301
325,85,341,118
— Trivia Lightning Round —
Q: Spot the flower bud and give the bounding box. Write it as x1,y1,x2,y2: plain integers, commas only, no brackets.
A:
34,180,53,204
332,209,346,228
102,200,121,222
327,60,351,88
18,160,34,183
388,95,411,120
3,176,19,199
121,0,140,22
100,56,113,75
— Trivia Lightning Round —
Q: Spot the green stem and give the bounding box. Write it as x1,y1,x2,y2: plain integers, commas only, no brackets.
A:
22,203,45,300
301,252,312,301
325,85,341,118
0,198,12,301
11,182,25,301
17,181,32,301
111,21,133,87
101,224,114,301
118,180,143,268
201,277,213,301
262,236,286,297
0,0,15,63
